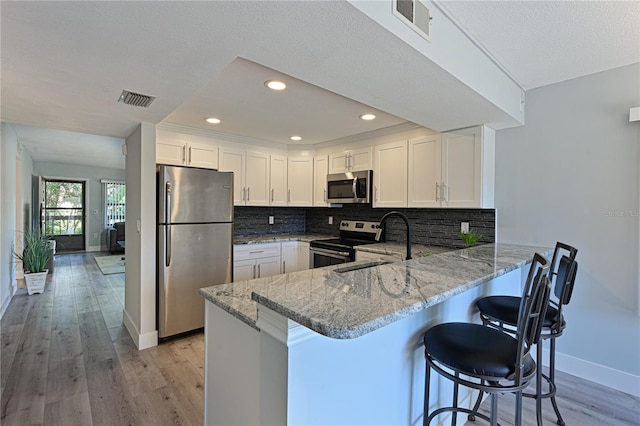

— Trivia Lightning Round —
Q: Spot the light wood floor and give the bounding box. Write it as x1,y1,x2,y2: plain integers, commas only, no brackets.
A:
1,253,204,425
1,253,638,425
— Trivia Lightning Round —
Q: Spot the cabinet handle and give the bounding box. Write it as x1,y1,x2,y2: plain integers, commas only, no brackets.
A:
188,146,192,164
247,187,250,202
257,264,261,278
249,250,264,254
283,260,286,274
435,183,439,201
182,146,186,164
348,153,352,170
271,188,274,202
252,264,256,279
324,189,327,202
288,189,291,203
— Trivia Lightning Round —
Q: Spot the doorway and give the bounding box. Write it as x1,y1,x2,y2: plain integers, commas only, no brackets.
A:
43,179,86,252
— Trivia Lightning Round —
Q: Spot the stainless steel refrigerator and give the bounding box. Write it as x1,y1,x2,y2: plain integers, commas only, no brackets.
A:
157,165,234,338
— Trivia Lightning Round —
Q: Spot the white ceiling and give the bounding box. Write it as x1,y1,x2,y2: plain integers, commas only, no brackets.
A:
2,1,638,169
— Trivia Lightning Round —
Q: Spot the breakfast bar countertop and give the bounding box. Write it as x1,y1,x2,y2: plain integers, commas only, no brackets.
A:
199,243,552,339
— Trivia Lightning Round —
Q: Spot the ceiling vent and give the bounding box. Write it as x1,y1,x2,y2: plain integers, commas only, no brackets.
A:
118,90,156,108
393,0,431,42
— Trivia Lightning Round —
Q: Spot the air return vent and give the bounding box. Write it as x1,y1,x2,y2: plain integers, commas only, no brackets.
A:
393,0,431,42
118,90,156,108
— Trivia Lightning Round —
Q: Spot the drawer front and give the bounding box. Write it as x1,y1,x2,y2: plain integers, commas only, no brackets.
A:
234,242,281,261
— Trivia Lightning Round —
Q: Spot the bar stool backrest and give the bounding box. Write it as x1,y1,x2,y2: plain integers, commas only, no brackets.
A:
513,253,551,382
548,243,578,333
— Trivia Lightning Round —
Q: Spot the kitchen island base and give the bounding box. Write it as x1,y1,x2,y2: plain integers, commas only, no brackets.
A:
204,267,527,425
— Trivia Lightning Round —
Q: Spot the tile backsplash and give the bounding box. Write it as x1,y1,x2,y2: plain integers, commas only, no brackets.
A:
235,205,495,249
305,205,495,248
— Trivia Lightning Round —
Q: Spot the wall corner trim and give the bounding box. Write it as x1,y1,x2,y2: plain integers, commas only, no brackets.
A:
123,308,158,350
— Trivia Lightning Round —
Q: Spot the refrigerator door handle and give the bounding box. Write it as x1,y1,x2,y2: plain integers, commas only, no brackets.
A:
166,182,172,266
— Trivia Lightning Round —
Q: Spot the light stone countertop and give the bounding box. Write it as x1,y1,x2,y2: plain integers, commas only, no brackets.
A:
234,234,333,245
200,243,552,338
356,242,451,259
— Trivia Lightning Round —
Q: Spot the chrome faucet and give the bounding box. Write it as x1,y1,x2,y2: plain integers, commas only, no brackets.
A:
376,211,412,260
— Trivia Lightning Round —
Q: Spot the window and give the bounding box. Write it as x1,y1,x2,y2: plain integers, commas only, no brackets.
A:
104,181,126,227
43,179,85,236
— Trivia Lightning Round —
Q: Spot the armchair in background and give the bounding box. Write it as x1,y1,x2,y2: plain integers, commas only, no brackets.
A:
107,222,125,254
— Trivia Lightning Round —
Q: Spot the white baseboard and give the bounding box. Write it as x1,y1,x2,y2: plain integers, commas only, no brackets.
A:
543,348,640,398
123,309,158,350
0,281,17,319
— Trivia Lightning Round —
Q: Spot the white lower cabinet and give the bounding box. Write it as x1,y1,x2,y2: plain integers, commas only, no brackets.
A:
233,243,282,280
234,241,311,281
281,241,310,273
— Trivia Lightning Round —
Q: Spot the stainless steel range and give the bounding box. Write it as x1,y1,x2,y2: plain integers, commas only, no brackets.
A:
309,220,380,268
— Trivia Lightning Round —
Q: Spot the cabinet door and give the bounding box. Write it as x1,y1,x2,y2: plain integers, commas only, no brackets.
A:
287,157,313,207
256,256,281,278
349,147,372,172
219,148,246,205
313,156,329,206
328,152,349,174
233,259,255,282
442,127,482,208
157,138,186,166
373,141,407,208
408,135,441,207
281,241,298,274
245,151,270,206
296,242,310,271
270,155,288,206
187,142,219,169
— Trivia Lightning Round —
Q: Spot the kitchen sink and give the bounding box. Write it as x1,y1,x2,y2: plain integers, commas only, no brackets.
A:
334,260,392,274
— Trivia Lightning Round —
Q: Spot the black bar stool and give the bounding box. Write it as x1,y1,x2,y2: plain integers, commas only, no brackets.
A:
471,242,578,425
423,253,551,426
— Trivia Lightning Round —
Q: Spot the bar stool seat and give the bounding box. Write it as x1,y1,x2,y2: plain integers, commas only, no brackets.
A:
477,296,564,330
424,322,537,380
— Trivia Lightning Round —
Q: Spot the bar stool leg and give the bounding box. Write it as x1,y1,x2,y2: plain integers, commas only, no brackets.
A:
451,374,459,426
424,360,431,426
469,389,484,421
536,343,543,426
515,390,523,426
490,393,498,426
549,338,566,425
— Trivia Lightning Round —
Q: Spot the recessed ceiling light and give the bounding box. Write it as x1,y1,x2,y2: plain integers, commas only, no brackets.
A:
265,80,286,91
360,113,376,121
290,136,302,141
205,117,221,124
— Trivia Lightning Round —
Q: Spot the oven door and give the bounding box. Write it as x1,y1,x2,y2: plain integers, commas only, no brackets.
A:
310,247,352,268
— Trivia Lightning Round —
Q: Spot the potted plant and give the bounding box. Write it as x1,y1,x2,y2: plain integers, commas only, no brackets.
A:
12,230,52,295
459,230,483,248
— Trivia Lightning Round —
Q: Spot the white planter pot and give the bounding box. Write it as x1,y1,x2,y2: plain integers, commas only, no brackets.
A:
24,270,48,295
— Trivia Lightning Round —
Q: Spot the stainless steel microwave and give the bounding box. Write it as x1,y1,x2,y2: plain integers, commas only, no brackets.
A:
326,170,372,204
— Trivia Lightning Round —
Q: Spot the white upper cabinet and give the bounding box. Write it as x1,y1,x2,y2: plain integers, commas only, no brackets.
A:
373,140,408,207
408,135,441,207
313,155,329,206
270,155,288,207
441,126,490,208
220,148,270,206
245,151,270,206
219,148,246,205
186,141,219,169
328,147,372,173
156,134,219,169
287,157,313,207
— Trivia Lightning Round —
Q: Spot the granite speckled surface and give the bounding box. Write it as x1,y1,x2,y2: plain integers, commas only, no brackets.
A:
200,243,552,339
356,242,451,259
233,234,331,244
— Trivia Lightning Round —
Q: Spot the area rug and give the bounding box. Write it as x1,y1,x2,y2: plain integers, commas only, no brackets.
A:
94,255,125,275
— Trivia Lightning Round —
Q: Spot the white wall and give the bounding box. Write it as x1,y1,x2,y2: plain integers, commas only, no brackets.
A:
495,63,640,394
0,123,35,317
123,123,157,349
34,162,125,251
